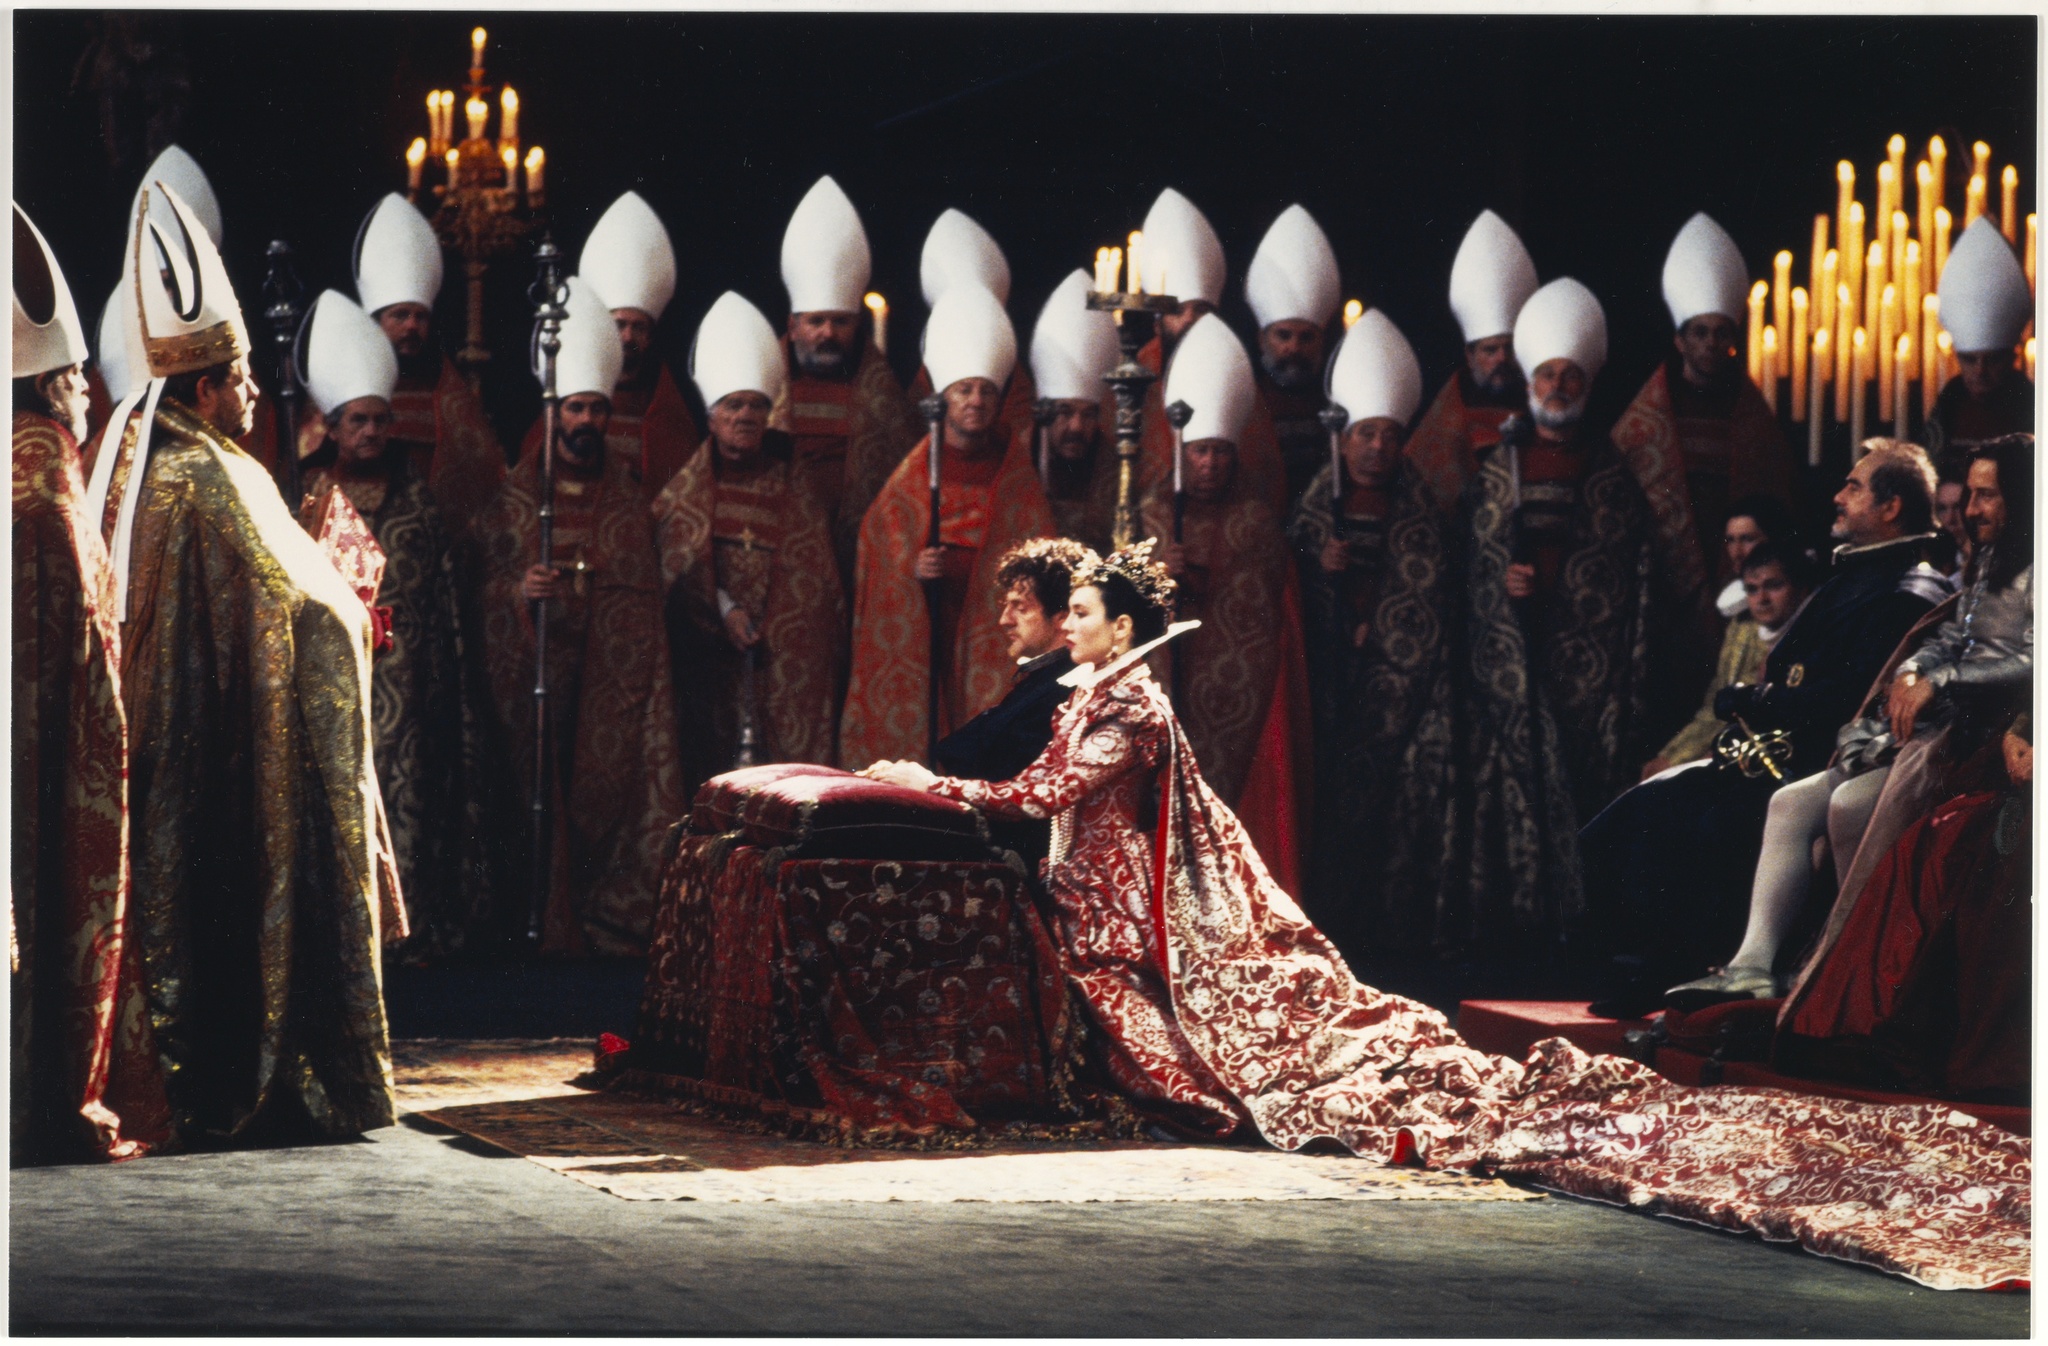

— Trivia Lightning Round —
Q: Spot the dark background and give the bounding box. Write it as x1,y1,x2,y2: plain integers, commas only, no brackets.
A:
14,10,2038,453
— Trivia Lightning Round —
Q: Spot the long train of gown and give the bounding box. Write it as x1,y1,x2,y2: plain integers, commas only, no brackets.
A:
930,660,2030,1292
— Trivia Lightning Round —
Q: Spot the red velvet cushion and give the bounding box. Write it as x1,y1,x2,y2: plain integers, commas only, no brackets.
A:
735,773,990,860
1662,998,1783,1061
690,764,843,835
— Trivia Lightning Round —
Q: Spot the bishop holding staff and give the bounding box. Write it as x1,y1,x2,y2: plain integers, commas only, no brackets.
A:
475,275,684,955
353,193,507,537
1285,309,1458,961
86,182,401,1144
296,290,504,958
909,210,1042,469
1146,314,1314,894
12,203,169,1161
839,283,1055,768
654,291,845,798
771,176,921,568
1404,210,1539,513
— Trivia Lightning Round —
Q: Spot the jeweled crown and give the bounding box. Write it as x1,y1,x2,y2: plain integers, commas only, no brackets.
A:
1082,537,1177,616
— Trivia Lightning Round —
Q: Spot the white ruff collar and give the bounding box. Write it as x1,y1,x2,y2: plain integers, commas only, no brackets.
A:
1058,620,1201,690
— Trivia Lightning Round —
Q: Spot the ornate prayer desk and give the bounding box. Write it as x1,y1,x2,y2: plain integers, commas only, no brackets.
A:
625,765,1071,1139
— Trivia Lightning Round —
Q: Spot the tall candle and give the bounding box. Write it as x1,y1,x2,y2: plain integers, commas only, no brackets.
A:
1843,203,1866,322
1127,231,1144,294
1876,161,1898,233
865,292,888,355
1934,207,1952,285
1972,140,1992,183
1772,251,1793,375
1878,283,1899,411
2027,215,2038,294
1894,334,1913,432
523,146,544,201
1790,288,1809,421
406,137,426,193
1915,161,1936,288
1864,240,1885,336
1900,240,1922,345
465,96,488,143
500,145,517,185
1965,173,1987,228
1106,247,1123,294
1889,210,1909,287
1746,281,1767,387
2000,165,2019,242
500,87,520,148
425,92,443,151
1835,283,1855,414
444,147,460,188
2027,338,2037,383
1819,248,1839,335
1921,294,1941,405
1938,329,1956,383
471,26,487,69
440,92,455,147
1808,214,1829,301
1836,161,1856,255
1928,136,1948,218
1849,328,1869,453
1888,134,1907,191
1760,327,1779,412
1808,330,1828,466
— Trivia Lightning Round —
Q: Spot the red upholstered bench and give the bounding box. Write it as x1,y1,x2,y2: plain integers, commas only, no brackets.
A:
630,766,1071,1140
1456,999,2029,1137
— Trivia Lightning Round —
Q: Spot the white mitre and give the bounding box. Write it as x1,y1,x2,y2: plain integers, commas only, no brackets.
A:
922,284,1016,393
301,290,398,416
1449,209,1539,344
13,202,89,378
130,144,223,249
1660,212,1748,328
1140,187,1226,305
781,175,871,315
1514,278,1608,381
1245,203,1340,331
1939,217,2034,354
920,208,1010,307
354,193,444,315
691,290,788,409
547,275,624,400
1163,313,1254,444
581,191,677,321
1327,308,1423,429
128,180,249,378
1030,269,1118,403
97,285,146,403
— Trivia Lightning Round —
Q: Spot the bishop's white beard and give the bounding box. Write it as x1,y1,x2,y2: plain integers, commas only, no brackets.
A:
1528,388,1588,432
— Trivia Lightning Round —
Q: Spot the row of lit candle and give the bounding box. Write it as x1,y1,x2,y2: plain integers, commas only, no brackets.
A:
1750,133,2035,462
423,85,519,158
406,137,544,200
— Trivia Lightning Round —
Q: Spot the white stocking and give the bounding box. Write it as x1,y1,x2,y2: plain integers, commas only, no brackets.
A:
1727,769,1838,971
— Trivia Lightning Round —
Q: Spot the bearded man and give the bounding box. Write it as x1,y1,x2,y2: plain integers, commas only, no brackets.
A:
1147,314,1314,894
1246,204,1342,507
296,290,504,959
1405,210,1539,514
475,277,684,956
772,176,922,571
655,291,844,800
11,203,169,1161
85,182,400,1144
1285,310,1457,961
1029,270,1121,551
840,285,1055,768
354,193,506,537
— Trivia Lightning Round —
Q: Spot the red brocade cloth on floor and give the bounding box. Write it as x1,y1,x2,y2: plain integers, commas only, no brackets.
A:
928,658,2029,1291
631,767,1070,1138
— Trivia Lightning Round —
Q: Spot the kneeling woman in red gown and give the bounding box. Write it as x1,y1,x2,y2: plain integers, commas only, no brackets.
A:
864,541,2029,1292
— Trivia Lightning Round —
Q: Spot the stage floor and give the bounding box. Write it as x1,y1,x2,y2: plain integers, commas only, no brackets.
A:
10,1029,2030,1335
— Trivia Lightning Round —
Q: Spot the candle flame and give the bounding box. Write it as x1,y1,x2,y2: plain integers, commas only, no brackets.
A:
1750,280,1769,302
864,292,887,314
1888,134,1906,158
502,86,519,114
1342,299,1364,329
2002,164,2019,189
1837,160,1855,185
501,145,517,176
524,146,545,171
472,26,487,52
407,137,427,168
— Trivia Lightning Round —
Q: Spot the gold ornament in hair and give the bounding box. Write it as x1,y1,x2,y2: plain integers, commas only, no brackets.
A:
1083,537,1178,614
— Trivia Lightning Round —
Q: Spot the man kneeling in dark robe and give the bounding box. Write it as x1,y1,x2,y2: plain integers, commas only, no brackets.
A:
933,536,1096,868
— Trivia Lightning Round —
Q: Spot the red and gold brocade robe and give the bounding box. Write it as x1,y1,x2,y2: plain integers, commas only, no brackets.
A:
932,660,2030,1293
769,341,923,565
518,362,699,500
11,411,170,1161
839,431,1055,769
653,435,846,796
1404,369,1522,516
1140,478,1312,894
906,361,1041,476
99,399,402,1141
1609,357,1796,608
475,444,685,955
1135,335,1288,518
385,354,509,539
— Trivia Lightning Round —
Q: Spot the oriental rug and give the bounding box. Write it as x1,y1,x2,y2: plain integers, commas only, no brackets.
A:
394,1038,1540,1205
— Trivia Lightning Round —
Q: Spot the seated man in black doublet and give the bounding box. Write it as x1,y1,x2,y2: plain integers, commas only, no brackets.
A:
935,537,1098,864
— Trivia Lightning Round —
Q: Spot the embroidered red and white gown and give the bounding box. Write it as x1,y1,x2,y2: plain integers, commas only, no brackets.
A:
930,661,2031,1292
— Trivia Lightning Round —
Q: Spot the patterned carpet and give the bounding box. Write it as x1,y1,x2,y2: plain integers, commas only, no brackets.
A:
394,1039,1543,1205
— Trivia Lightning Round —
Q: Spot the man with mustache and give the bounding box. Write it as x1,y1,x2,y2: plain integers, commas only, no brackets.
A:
1404,211,1541,515
475,276,683,957
1245,204,1342,507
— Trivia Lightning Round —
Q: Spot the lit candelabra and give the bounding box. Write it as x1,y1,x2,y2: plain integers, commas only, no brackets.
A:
1086,231,1179,549
1748,133,2034,463
403,27,547,391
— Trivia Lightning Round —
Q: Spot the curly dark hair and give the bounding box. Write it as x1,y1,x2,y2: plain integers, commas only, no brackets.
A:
995,536,1098,617
1078,538,1177,643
